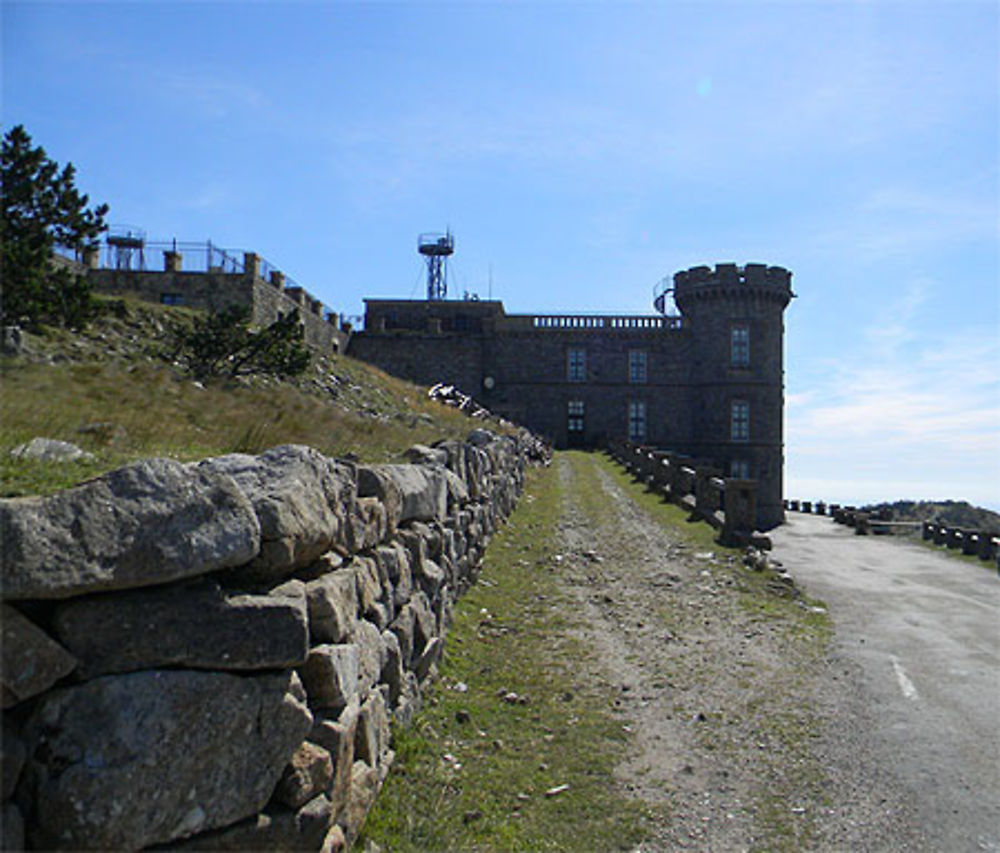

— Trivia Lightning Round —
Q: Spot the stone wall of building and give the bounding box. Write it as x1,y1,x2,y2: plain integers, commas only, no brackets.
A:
1,430,540,851
80,249,347,354
348,263,793,529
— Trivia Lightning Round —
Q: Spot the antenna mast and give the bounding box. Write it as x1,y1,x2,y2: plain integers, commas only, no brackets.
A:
417,231,455,301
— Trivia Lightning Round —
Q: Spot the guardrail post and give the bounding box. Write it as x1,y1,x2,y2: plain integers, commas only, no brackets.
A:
722,479,756,544
922,521,935,540
962,531,980,556
933,525,948,546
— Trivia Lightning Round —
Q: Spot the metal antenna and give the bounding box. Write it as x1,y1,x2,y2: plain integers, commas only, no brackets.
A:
417,230,455,301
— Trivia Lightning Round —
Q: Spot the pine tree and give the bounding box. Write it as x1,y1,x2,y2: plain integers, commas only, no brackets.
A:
1,125,108,329
174,306,312,380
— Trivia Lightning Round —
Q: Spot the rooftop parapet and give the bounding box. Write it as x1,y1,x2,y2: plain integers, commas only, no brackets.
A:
673,262,792,290
673,262,793,311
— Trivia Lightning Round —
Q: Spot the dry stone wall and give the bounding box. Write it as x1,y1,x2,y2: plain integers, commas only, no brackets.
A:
0,429,541,851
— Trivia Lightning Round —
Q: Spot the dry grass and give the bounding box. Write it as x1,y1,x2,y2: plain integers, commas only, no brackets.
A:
0,333,488,497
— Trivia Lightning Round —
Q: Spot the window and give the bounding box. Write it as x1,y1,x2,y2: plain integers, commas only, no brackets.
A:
628,400,647,442
567,400,585,433
160,293,185,306
731,324,750,367
730,459,751,479
731,400,750,442
567,347,586,382
628,349,648,383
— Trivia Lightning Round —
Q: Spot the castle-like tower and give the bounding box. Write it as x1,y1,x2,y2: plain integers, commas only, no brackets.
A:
348,261,794,530
673,263,794,529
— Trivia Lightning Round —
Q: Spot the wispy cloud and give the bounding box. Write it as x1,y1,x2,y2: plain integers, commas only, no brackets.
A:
787,283,1000,507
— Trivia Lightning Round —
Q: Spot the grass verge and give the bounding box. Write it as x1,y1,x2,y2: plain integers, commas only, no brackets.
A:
359,464,650,852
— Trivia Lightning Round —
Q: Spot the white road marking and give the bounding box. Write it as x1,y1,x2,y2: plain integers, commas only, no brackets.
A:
890,656,919,700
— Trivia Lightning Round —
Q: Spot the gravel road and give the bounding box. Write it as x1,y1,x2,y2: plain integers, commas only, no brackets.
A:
557,453,987,851
771,514,1000,852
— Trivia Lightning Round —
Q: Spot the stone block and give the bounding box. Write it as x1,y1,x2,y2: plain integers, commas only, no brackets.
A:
272,741,334,810
23,669,312,850
299,645,360,712
51,578,308,678
352,556,383,620
357,466,404,535
1,605,77,708
166,795,333,851
354,620,385,699
308,700,359,821
355,465,447,523
354,691,390,768
199,446,354,581
2,718,26,799
341,761,379,845
380,630,404,707
413,636,443,682
3,801,24,852
306,569,358,644
0,459,260,600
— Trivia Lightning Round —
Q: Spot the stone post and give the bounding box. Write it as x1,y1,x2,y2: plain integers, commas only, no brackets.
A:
270,270,285,289
722,479,757,542
694,468,721,519
243,252,261,278
163,251,182,272
83,245,100,269
922,521,935,541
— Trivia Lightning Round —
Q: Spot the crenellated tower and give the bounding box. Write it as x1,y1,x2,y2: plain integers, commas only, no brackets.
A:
672,262,794,529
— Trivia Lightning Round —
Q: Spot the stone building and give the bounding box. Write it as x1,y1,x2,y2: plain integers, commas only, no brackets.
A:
58,241,348,354
348,262,794,529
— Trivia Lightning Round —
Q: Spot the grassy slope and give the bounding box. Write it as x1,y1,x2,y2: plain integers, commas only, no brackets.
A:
0,299,488,497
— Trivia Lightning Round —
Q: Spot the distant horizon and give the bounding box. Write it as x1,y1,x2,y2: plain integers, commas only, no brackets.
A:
5,1,996,510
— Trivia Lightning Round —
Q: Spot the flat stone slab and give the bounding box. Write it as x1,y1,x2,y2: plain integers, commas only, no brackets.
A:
0,458,260,600
52,578,309,678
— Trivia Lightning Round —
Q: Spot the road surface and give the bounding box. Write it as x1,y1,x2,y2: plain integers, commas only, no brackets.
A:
771,514,1000,852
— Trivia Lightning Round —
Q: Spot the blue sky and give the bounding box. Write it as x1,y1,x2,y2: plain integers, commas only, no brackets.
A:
4,1,998,508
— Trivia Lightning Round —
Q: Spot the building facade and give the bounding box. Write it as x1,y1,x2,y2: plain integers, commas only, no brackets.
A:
348,262,794,529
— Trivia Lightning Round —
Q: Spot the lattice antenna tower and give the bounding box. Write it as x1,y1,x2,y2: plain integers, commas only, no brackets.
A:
418,231,454,301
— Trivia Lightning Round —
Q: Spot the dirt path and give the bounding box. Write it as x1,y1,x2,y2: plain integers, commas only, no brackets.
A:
554,453,928,851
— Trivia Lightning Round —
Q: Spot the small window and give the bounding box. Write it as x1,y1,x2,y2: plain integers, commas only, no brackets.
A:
567,400,585,432
628,349,647,383
731,325,750,367
567,347,586,382
628,400,647,442
730,459,751,479
731,400,750,442
160,293,185,306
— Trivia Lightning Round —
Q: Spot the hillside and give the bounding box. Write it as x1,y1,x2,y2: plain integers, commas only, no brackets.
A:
862,500,1000,534
0,297,513,497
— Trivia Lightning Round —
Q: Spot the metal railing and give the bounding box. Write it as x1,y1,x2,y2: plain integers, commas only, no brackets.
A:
529,314,683,330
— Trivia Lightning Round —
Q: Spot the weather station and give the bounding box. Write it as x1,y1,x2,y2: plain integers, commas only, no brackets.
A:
417,231,454,301
106,225,147,271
